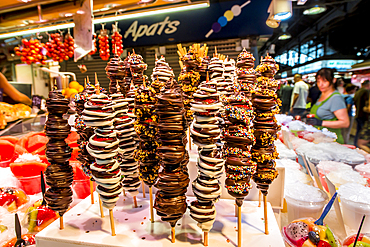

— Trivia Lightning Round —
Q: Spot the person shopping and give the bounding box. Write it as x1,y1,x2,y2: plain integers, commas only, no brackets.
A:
306,68,349,144
0,72,31,105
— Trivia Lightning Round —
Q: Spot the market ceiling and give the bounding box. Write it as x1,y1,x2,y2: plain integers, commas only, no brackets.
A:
260,0,370,59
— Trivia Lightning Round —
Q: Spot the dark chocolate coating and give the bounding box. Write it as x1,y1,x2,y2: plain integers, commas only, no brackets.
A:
154,191,187,228
44,187,73,216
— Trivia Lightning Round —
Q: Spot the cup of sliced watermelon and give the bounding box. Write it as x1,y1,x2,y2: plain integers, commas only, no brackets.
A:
10,154,49,195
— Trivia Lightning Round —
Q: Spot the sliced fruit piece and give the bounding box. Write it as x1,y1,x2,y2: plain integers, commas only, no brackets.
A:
317,225,327,240
0,140,15,161
0,136,19,145
0,224,7,233
28,207,38,232
362,236,370,244
325,226,337,247
0,192,16,206
292,218,315,231
36,206,57,226
343,234,363,246
348,241,370,247
318,240,332,247
303,239,316,247
27,134,48,153
14,189,29,207
14,144,27,155
7,201,17,212
285,221,309,247
10,160,48,177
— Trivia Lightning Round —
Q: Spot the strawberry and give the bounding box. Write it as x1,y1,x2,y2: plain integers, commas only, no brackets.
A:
0,192,16,206
36,206,57,226
317,240,332,247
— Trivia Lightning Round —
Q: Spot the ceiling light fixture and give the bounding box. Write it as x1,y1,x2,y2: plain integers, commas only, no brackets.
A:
278,22,291,40
303,0,326,15
0,1,209,39
266,1,280,28
273,0,292,21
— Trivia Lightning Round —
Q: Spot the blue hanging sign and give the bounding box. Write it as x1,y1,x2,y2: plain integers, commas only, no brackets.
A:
99,0,272,47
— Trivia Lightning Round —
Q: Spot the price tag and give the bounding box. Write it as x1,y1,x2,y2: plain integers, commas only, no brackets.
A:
325,177,347,239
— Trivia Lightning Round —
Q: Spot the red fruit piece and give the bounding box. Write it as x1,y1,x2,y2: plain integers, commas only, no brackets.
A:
15,144,27,155
0,140,15,161
36,206,57,226
27,134,48,153
0,192,16,206
10,161,48,177
0,136,19,145
343,234,363,246
317,240,332,247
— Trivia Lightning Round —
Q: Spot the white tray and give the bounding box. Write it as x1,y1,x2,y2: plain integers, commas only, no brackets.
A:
36,193,285,247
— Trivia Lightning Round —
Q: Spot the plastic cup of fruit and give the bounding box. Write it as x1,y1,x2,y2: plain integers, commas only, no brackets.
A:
282,217,342,247
72,178,91,199
343,233,370,247
285,184,329,223
16,175,43,195
355,164,370,186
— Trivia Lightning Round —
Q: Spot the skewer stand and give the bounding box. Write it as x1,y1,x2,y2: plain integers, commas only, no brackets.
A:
36,194,284,247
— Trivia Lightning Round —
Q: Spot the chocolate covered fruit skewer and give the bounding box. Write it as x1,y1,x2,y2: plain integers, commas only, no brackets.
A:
111,84,140,207
221,48,257,247
154,80,190,243
83,81,122,236
105,54,125,95
44,84,73,230
252,53,280,234
151,55,174,93
189,76,224,245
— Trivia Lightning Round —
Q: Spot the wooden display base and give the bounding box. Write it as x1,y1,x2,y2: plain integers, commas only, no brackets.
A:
36,193,285,247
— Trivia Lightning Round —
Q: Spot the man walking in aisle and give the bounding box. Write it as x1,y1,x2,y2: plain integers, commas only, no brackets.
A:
354,80,370,147
290,74,309,118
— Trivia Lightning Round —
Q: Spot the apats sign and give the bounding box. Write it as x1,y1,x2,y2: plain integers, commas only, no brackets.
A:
124,17,180,42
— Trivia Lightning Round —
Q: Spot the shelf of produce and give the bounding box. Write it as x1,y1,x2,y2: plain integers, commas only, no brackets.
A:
36,193,285,247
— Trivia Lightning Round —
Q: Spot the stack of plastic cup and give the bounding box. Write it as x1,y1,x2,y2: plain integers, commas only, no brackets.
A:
338,183,370,232
285,182,329,222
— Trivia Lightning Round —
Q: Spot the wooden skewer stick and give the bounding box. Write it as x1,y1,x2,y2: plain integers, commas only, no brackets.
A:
133,196,138,208
204,231,209,246
149,186,154,223
123,189,126,196
258,191,262,207
60,216,64,230
95,73,100,95
99,195,104,218
264,195,269,235
171,227,175,243
214,46,217,57
235,204,237,217
109,209,116,236
238,206,242,247
90,180,94,204
142,180,146,198
188,129,191,151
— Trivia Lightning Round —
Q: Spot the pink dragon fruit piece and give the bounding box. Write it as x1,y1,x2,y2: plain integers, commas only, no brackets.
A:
285,221,310,247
